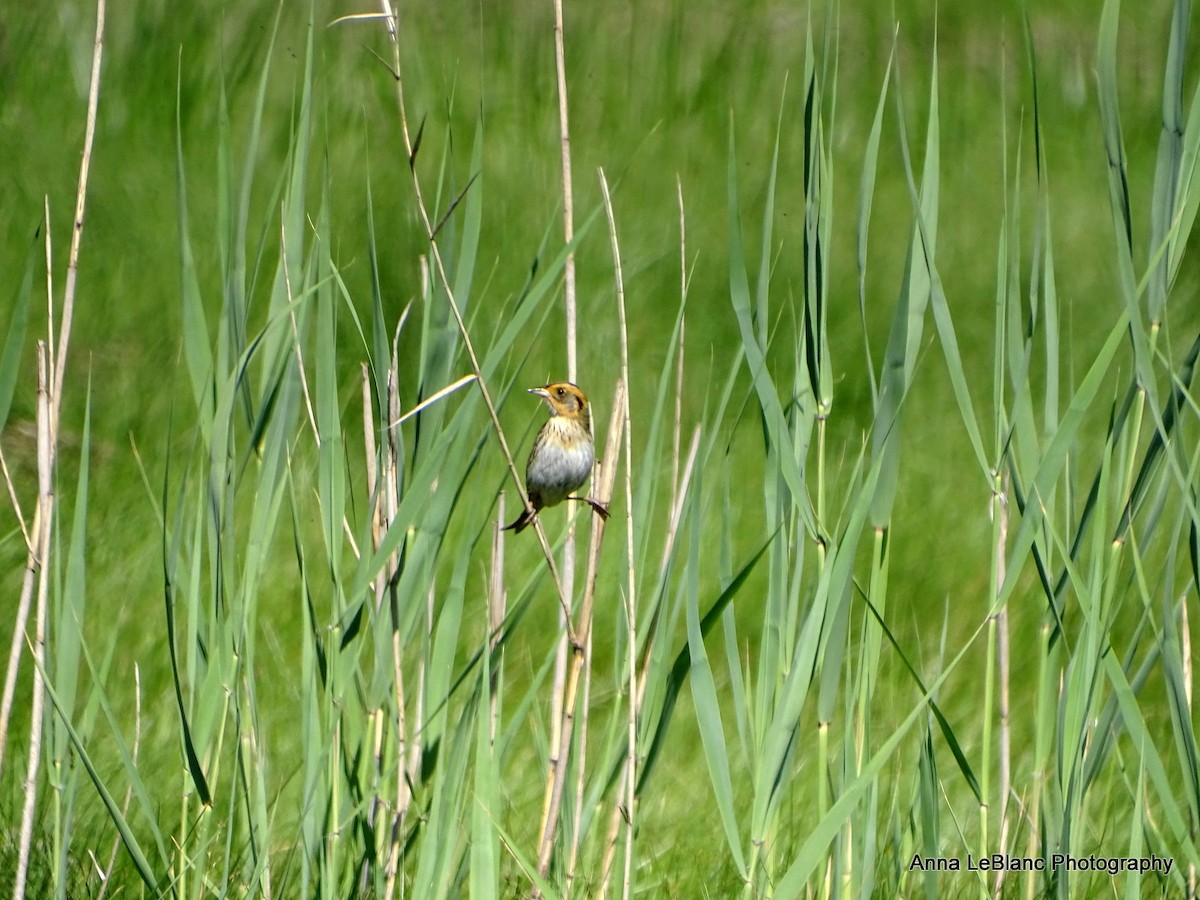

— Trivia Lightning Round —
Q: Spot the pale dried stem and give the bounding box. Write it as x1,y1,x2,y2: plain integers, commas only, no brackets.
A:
44,196,56,405
598,168,640,900
993,472,1011,900
0,521,38,776
534,382,625,891
599,426,700,899
622,325,640,893
597,762,630,900
382,316,405,611
52,1,104,413
376,321,412,900
545,628,569,864
1183,593,1193,710
390,373,477,428
595,191,693,893
1023,624,1051,900
363,365,382,602
554,0,577,379
672,177,687,494
539,671,574,882
383,630,407,900
565,629,592,887
341,516,362,560
0,445,30,551
11,5,104,894
284,214,319,442
551,0,581,861
15,344,53,900
546,627,571,837
362,363,385,894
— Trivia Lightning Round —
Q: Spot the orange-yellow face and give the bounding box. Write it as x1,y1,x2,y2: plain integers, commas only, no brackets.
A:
530,382,588,419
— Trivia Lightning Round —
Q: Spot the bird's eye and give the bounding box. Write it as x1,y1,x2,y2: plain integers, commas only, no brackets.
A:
556,387,565,396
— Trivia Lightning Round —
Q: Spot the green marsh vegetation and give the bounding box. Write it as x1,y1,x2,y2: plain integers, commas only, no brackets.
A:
1,0,1199,896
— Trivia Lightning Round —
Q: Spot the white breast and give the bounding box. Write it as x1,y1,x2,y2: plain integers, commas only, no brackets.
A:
526,419,594,507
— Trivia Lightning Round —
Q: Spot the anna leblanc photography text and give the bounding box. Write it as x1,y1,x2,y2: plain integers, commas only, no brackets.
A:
907,853,1175,876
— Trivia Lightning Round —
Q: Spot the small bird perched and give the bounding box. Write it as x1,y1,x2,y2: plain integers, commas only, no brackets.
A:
504,382,610,533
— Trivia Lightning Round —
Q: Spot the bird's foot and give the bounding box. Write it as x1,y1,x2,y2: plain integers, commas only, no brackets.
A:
569,496,609,520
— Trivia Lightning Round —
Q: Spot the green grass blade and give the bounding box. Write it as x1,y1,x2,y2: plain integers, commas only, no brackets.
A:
771,638,970,899
470,666,499,898
176,62,214,434
727,121,816,537
39,649,167,889
856,42,894,405
50,383,91,760
0,228,34,434
637,534,771,794
684,477,747,876
997,311,1130,607
868,50,941,527
1146,0,1188,323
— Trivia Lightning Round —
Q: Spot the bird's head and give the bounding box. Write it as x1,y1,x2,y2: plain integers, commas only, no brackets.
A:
530,382,589,421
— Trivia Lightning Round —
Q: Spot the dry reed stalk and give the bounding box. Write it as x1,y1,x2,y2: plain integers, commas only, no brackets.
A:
565,629,592,889
11,2,105,895
562,169,630,888
993,471,1011,900
534,381,625,892
598,426,700,898
14,344,52,900
598,167,641,900
596,181,693,894
379,320,410,900
548,0,582,877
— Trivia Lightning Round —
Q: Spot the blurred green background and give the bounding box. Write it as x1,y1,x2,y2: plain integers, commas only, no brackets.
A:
1,0,1197,890
1,0,1181,596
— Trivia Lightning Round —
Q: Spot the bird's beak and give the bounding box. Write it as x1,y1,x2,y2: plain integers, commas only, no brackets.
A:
527,387,551,400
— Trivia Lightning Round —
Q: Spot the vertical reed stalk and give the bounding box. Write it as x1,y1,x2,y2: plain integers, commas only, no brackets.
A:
535,383,624,890
543,0,581,883
11,3,104,895
14,343,51,900
992,470,1011,900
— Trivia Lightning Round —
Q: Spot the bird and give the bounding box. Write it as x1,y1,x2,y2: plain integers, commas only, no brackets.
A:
503,382,610,533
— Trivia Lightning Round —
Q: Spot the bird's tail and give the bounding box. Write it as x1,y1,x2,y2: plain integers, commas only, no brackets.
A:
502,508,536,533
